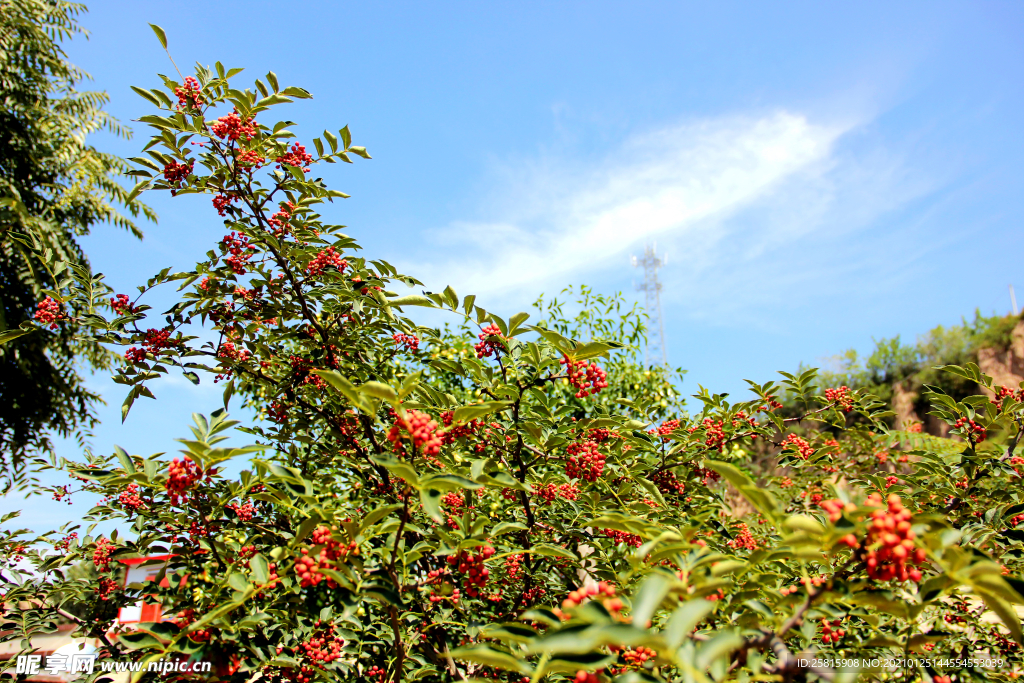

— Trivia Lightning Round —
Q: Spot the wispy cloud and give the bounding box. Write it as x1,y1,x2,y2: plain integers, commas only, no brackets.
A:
410,111,855,307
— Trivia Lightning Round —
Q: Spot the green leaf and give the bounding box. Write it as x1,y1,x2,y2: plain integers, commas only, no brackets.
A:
387,294,435,308
131,86,163,107
370,455,421,488
0,328,33,345
118,631,164,651
420,489,444,523
704,460,778,523
361,381,398,401
572,340,623,360
453,401,512,423
631,573,673,628
421,474,483,491
250,555,269,584
228,572,250,592
312,370,371,413
695,630,743,670
783,515,825,536
663,599,716,649
126,180,152,204
544,653,616,674
340,125,352,149
114,446,136,474
530,544,577,561
149,24,168,49
323,130,339,153
491,521,529,536
450,646,531,675
266,71,279,92
361,504,403,530
977,589,1023,644
280,86,313,99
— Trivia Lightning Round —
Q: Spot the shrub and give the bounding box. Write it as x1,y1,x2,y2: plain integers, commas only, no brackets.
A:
3,34,1024,683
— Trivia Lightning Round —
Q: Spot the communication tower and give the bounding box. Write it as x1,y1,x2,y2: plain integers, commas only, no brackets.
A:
631,243,668,367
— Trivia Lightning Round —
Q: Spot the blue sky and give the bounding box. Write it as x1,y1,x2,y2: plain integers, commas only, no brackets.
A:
8,1,1024,531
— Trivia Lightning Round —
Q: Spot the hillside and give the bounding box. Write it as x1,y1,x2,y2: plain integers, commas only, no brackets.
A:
816,311,1024,436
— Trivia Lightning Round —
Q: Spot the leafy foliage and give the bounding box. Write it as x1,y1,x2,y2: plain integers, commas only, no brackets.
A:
0,0,154,488
4,40,1024,683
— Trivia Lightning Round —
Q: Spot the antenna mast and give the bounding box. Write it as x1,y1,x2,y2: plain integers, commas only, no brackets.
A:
631,242,669,367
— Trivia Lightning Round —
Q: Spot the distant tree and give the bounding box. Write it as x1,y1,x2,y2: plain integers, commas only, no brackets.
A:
0,0,154,489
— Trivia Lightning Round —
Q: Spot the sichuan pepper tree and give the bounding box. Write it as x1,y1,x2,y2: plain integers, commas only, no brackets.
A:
4,31,1024,683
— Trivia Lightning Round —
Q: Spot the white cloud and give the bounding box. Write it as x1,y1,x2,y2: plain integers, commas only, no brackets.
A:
412,111,854,306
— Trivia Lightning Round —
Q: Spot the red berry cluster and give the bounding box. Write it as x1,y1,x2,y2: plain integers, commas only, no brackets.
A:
504,554,523,580
306,247,348,277
426,568,460,603
622,646,657,668
162,159,193,190
220,231,257,274
93,537,113,572
213,192,238,216
52,485,71,504
236,149,265,169
217,341,251,363
268,401,289,423
562,582,621,612
298,622,346,666
294,528,358,589
565,441,605,482
174,77,204,110
573,672,599,683
534,482,580,504
474,324,503,358
109,294,137,315
760,395,783,412
840,494,926,582
54,532,77,553
166,457,203,505
267,201,296,234
227,500,256,521
275,143,314,172
781,433,814,459
446,545,495,598
731,410,756,429
441,491,465,511
392,333,420,352
992,385,1024,408
824,386,854,412
603,529,642,548
586,427,618,443
366,666,386,681
651,470,685,496
440,411,481,445
657,420,680,439
953,417,987,443
727,523,758,551
819,498,854,523
885,475,899,489
701,419,725,451
175,609,213,642
211,110,258,141
820,618,846,645
560,355,609,398
97,576,119,601
33,297,64,330
387,410,443,458
351,276,382,296
118,484,145,512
